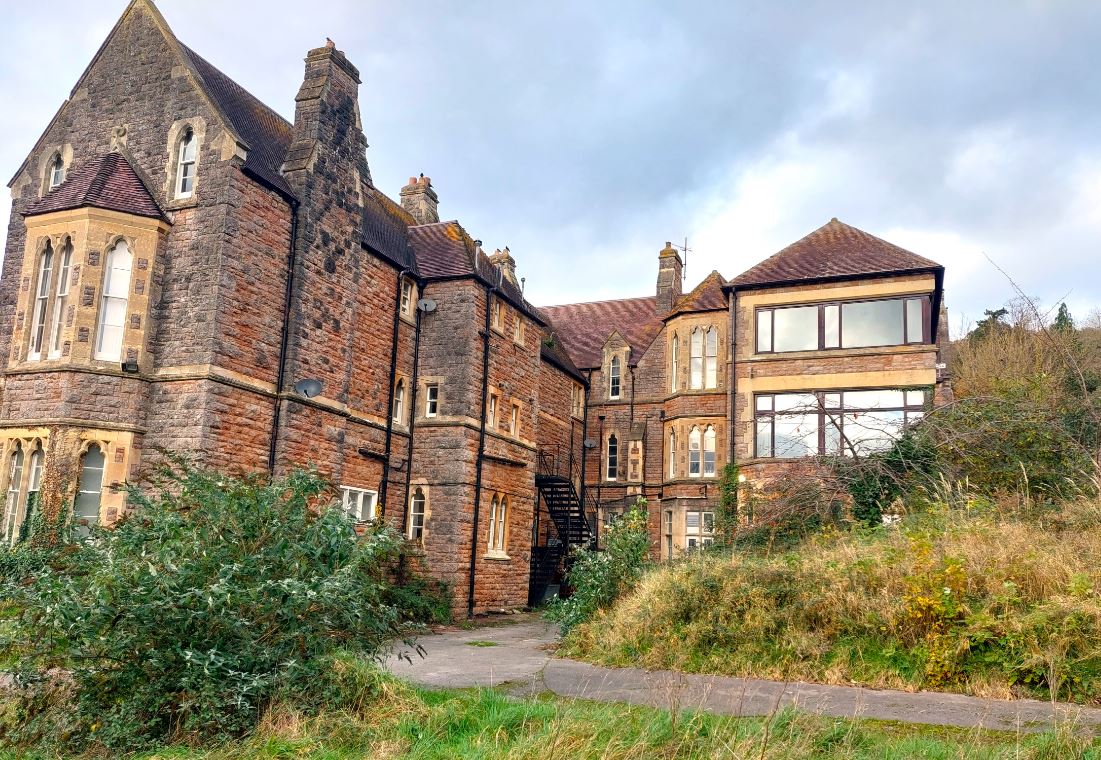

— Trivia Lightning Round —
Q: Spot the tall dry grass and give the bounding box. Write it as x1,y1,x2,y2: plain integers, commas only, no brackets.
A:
566,493,1101,704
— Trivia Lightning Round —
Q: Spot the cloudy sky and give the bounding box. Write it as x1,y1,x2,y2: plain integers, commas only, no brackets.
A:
2,1,1099,332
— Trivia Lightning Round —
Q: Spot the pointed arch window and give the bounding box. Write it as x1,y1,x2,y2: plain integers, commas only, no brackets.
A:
409,487,426,541
28,241,54,360
670,333,679,392
48,154,65,190
96,240,132,361
606,434,619,481
19,447,43,543
175,128,197,199
703,425,717,477
487,494,508,554
3,444,25,543
49,238,72,358
688,426,702,477
609,355,621,400
392,379,406,424
705,327,718,389
74,444,105,536
668,429,677,479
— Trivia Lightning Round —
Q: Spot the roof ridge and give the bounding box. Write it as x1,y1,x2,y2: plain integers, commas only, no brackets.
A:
542,294,657,310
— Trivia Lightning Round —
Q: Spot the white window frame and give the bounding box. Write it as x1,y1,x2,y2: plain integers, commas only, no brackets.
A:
48,155,65,190
48,239,72,359
392,379,406,424
175,129,197,199
74,445,105,536
609,355,621,400
425,384,439,418
689,328,704,389
685,510,715,549
606,433,618,481
705,326,718,389
95,240,133,361
487,494,508,556
688,426,702,477
341,486,378,522
487,394,497,428
509,403,520,436
670,332,679,392
400,279,414,315
703,425,717,477
3,444,25,544
492,299,503,331
408,487,426,541
513,315,525,344
28,242,54,361
668,429,677,479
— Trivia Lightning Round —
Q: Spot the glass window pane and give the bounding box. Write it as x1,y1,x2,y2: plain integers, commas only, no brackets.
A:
905,389,926,407
702,512,715,533
906,299,924,343
773,306,818,352
842,410,904,455
756,310,772,352
773,412,820,458
755,420,772,457
755,395,772,412
774,393,818,413
841,299,904,348
843,390,906,410
823,392,841,409
686,512,700,533
824,304,840,348
825,415,843,455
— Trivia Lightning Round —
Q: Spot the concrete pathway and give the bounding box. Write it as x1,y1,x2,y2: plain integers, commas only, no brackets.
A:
385,616,1101,734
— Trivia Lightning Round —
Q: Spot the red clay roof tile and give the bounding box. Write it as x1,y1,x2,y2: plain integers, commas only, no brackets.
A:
540,295,662,370
23,152,165,221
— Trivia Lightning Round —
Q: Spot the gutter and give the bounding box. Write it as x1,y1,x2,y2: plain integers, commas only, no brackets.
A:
268,197,300,473
467,271,501,617
380,267,413,515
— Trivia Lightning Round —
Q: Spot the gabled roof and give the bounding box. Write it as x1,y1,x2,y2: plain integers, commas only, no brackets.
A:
361,186,415,270
726,218,942,290
668,270,727,319
23,152,166,221
178,44,294,199
539,322,586,383
540,296,662,370
408,221,544,325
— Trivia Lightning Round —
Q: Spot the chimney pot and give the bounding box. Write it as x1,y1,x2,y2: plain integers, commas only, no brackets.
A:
400,173,440,224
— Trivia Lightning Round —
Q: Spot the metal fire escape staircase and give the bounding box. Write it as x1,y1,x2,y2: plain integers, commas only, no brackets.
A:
529,446,597,605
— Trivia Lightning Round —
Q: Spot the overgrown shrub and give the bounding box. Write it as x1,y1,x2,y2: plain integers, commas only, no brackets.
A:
0,463,418,753
0,506,78,584
546,498,650,633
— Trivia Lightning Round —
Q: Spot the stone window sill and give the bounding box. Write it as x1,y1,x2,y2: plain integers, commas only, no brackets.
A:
483,550,510,561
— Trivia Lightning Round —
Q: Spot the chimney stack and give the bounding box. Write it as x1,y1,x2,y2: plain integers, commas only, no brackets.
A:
488,246,518,285
656,241,683,314
400,174,439,225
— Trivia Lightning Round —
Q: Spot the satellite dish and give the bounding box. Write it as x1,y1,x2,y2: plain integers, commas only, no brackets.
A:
583,439,597,449
417,298,437,313
294,378,324,398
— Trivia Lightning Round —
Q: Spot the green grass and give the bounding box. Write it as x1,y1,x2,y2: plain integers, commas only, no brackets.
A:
465,640,499,647
5,678,1098,759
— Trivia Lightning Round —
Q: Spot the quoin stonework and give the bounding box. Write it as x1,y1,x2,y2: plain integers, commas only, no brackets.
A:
0,0,950,615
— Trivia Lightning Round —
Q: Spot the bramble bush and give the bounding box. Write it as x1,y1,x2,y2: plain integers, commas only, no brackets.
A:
0,463,425,753
546,498,650,634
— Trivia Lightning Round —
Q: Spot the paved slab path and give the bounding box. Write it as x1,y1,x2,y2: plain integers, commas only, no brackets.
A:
385,617,1101,734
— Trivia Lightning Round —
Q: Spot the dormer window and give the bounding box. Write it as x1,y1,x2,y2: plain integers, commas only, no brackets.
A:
48,155,65,190
609,355,621,400
175,129,197,199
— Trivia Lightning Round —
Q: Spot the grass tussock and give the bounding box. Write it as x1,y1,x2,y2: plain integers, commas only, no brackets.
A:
565,495,1101,704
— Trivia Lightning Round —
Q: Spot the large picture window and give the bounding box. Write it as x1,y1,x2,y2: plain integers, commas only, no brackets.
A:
756,296,929,353
74,444,105,536
688,327,718,389
755,389,928,458
95,240,132,361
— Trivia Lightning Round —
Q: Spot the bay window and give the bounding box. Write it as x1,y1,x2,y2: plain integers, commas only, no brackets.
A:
755,388,928,458
756,296,929,353
95,240,132,361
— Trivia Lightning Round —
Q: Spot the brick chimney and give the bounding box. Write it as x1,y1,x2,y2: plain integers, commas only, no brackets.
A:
400,174,439,225
656,241,683,314
487,246,518,285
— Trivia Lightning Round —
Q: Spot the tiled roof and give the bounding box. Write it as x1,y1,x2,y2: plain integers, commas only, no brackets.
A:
539,323,585,382
361,186,415,270
408,221,543,324
179,44,295,199
727,218,942,289
23,152,165,221
668,270,727,318
540,296,662,370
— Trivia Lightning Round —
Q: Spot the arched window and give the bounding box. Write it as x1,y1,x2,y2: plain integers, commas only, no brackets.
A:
409,487,426,541
48,154,65,190
392,379,405,424
74,444,105,536
28,241,54,360
688,426,702,477
668,429,677,479
49,238,72,358
487,494,507,553
705,327,718,389
3,444,24,543
690,328,704,389
19,447,43,543
606,434,618,481
670,333,679,392
703,426,717,477
95,240,132,361
175,128,197,199
609,355,621,399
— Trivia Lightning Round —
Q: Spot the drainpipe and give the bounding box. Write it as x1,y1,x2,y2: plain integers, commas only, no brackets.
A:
727,288,737,465
401,284,426,535
579,369,591,519
268,198,300,474
467,268,501,617
380,267,413,516
596,413,605,543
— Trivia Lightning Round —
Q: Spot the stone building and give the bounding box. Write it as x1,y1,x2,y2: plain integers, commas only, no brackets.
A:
0,0,947,614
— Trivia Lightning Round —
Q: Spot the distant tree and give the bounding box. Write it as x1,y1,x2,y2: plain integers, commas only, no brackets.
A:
1054,302,1076,333
969,308,1009,342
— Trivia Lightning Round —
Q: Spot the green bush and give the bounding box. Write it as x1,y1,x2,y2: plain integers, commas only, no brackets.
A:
0,506,77,584
546,498,650,634
0,463,416,753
